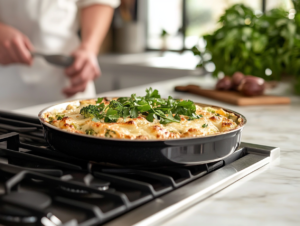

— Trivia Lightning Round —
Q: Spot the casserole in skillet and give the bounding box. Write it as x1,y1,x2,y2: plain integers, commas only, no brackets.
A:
39,88,246,166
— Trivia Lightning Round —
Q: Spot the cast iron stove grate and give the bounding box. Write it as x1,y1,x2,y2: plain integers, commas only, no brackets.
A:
0,111,279,226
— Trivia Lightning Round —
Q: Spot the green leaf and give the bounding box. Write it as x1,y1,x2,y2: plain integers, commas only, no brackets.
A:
177,100,194,107
56,114,65,120
167,96,176,107
131,93,137,101
146,87,161,99
48,117,54,123
161,29,168,37
117,97,129,103
135,100,151,112
202,123,208,128
155,107,172,113
252,34,268,53
122,107,130,118
137,105,151,112
130,107,138,118
157,110,180,124
151,90,160,98
86,129,95,135
191,46,201,56
106,108,118,116
295,13,300,27
105,114,119,122
155,110,165,117
275,19,286,27
173,106,188,115
189,113,202,120
98,103,105,109
151,98,166,105
96,97,103,104
174,114,181,121
146,113,157,122
159,118,173,124
104,108,119,122
166,111,180,122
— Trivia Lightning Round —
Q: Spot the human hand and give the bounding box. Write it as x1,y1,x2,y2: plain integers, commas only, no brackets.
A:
63,46,101,97
0,23,33,65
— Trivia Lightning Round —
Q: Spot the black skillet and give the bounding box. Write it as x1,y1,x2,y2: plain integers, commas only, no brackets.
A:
38,100,246,166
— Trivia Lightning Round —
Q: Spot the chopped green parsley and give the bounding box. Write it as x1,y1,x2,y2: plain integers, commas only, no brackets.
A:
105,129,116,138
202,123,208,128
48,117,54,123
85,129,95,135
79,87,201,125
56,114,65,120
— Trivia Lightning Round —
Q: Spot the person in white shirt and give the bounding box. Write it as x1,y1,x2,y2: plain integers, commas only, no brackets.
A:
0,0,120,108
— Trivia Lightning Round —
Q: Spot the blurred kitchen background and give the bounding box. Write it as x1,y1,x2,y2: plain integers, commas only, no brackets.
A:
2,0,299,109
97,0,298,92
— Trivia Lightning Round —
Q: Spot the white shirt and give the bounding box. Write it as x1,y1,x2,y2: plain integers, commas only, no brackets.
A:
0,0,120,109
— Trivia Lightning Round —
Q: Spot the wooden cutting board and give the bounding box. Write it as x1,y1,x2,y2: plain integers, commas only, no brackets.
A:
174,85,291,106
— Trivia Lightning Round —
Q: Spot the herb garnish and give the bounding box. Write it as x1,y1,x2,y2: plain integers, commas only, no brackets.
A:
85,129,95,135
56,114,65,120
105,129,116,138
202,123,208,128
80,87,201,124
48,117,54,123
207,109,215,114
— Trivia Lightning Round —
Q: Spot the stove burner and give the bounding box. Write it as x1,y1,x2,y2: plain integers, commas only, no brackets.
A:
0,205,37,225
0,214,37,225
60,173,110,194
60,186,89,194
2,191,51,209
0,191,51,225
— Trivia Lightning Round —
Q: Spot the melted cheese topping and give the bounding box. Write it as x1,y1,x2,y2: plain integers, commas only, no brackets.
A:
42,99,241,140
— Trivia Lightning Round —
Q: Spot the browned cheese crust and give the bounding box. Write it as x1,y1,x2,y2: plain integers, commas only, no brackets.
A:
43,99,242,140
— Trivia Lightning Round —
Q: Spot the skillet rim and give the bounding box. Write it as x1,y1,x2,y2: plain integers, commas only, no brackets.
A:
38,98,247,143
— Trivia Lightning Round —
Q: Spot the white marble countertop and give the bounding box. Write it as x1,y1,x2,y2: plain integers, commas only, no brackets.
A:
99,51,201,70
13,75,300,225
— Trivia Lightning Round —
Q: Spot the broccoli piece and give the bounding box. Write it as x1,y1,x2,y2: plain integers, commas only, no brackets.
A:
80,105,103,119
109,100,123,112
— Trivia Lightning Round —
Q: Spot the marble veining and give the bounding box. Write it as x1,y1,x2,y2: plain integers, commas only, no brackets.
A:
12,75,300,226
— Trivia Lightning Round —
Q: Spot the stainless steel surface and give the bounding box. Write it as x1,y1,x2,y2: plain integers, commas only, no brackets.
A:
105,143,280,226
31,52,74,67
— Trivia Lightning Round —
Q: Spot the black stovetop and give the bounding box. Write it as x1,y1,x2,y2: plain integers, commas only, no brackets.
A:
0,111,247,226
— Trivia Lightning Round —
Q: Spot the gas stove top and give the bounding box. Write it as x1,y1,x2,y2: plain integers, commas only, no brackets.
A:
0,110,280,226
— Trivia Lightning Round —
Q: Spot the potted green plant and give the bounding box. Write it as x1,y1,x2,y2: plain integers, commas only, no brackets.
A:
192,1,300,94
